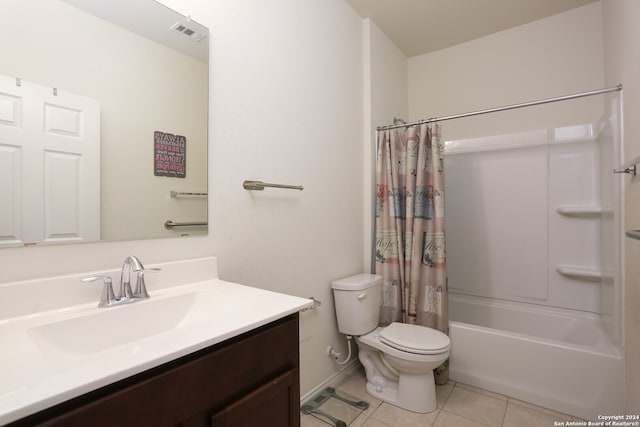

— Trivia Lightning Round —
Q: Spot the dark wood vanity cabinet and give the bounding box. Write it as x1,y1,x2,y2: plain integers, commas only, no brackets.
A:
10,314,301,427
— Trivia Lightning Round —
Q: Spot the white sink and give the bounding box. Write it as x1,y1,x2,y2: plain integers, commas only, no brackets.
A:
27,287,250,356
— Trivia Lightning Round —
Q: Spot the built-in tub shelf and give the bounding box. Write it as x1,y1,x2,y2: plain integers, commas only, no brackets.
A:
556,206,602,217
556,264,602,281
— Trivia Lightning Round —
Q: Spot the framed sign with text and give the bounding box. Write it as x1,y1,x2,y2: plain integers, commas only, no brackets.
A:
154,131,186,178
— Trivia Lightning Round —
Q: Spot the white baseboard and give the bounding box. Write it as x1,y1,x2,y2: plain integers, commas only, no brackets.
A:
301,359,361,403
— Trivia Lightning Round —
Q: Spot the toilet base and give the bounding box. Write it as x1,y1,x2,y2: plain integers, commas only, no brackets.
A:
364,370,437,413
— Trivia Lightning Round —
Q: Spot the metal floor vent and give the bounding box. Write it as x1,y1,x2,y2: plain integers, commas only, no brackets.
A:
301,387,369,427
170,22,205,42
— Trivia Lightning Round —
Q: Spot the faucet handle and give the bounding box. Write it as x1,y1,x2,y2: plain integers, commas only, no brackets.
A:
133,268,161,299
82,276,116,308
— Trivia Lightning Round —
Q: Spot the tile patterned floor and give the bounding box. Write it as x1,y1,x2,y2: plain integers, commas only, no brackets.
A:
301,368,585,427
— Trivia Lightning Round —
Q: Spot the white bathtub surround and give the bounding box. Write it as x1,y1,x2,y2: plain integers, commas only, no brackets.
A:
0,256,312,425
444,122,625,419
446,122,623,331
446,124,612,313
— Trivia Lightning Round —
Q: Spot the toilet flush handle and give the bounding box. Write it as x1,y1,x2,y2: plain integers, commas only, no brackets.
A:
358,292,367,300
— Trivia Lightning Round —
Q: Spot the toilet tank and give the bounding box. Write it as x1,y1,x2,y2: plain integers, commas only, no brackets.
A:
331,274,382,336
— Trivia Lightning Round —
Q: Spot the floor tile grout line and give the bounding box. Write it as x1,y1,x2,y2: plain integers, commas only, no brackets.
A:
429,381,453,426
430,408,443,427
499,397,509,427
438,382,454,410
330,373,573,427
438,408,494,427
505,395,576,420
444,382,508,427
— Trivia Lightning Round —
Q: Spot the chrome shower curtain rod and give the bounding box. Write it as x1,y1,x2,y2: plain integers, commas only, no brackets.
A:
377,84,622,131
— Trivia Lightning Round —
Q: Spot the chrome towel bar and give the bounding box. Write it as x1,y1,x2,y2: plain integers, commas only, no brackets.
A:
626,230,640,240
613,155,640,175
170,191,208,197
243,180,303,191
164,220,208,229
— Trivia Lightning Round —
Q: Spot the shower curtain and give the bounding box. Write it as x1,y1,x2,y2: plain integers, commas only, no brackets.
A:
374,123,449,384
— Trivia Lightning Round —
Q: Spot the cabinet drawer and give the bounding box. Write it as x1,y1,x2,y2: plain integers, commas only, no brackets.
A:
211,369,300,427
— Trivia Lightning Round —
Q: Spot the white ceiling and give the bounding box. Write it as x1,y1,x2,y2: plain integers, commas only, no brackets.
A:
344,0,597,57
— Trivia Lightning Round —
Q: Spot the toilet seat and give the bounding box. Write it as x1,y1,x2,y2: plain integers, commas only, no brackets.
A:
379,322,450,355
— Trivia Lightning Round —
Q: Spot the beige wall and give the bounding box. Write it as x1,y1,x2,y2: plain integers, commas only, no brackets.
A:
408,2,605,141
363,19,408,271
157,0,366,396
602,0,640,413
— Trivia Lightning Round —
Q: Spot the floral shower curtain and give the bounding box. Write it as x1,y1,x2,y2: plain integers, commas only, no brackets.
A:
374,123,449,384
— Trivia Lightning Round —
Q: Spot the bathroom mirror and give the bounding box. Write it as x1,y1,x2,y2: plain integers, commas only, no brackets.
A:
0,0,208,248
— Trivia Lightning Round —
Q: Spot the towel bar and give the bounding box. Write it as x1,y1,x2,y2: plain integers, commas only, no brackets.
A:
164,220,208,229
170,191,208,198
243,180,303,191
614,155,640,175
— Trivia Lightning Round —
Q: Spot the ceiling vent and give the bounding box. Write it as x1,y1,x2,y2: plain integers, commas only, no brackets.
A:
170,21,206,42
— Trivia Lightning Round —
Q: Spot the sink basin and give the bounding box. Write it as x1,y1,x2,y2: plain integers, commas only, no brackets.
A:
27,288,250,356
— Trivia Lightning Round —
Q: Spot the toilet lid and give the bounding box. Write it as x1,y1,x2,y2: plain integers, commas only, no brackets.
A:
379,322,450,355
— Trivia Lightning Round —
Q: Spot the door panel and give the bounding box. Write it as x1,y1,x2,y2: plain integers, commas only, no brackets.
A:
0,74,100,247
45,152,80,241
0,145,21,246
0,76,25,247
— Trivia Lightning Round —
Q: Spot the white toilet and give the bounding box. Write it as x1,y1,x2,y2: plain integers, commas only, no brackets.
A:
332,273,450,413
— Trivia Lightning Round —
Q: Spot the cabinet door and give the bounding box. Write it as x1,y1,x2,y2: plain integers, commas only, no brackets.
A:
211,369,300,427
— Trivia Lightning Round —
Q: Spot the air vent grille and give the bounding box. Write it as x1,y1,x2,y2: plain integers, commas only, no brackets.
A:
170,22,205,42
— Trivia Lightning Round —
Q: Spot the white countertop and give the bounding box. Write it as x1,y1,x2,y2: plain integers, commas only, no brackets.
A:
0,257,312,425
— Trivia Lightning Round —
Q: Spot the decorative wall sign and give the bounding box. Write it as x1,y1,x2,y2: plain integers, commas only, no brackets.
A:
154,131,186,178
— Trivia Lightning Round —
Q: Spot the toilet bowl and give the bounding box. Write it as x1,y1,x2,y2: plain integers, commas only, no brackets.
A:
357,323,449,413
331,274,450,413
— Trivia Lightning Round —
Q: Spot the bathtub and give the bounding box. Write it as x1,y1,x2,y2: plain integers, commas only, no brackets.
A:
448,293,624,420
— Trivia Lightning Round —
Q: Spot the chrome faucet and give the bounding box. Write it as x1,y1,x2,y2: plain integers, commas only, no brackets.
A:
120,255,142,299
122,255,161,299
82,256,161,308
